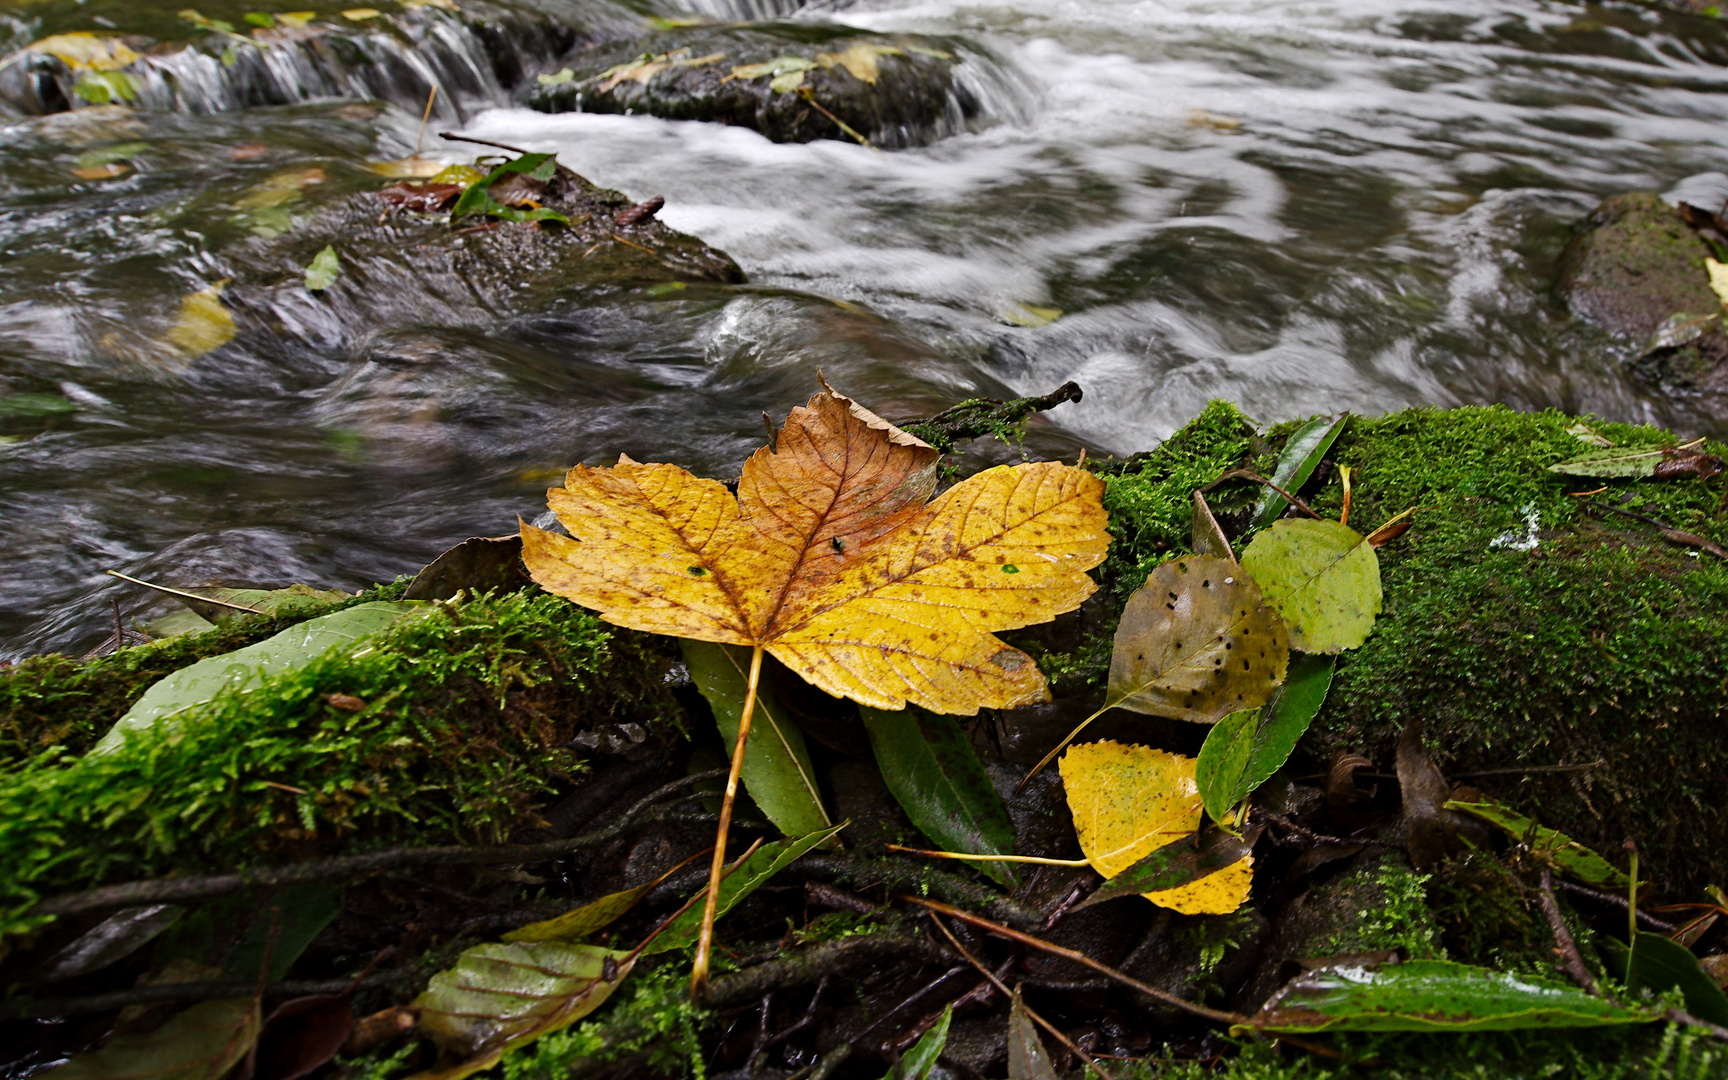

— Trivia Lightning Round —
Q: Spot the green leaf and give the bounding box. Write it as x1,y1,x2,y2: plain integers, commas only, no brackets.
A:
74,142,149,169
1007,990,1056,1080
1444,799,1631,888
1106,554,1288,724
94,601,429,753
450,154,569,226
1252,413,1348,529
1547,443,1698,479
1246,959,1657,1034
682,641,831,839
503,884,655,945
642,823,846,955
304,245,340,292
1196,654,1334,822
886,1003,952,1080
1239,519,1381,653
412,940,634,1080
1605,932,1728,1028
0,392,77,418
49,996,262,1080
1072,823,1259,911
860,704,1017,887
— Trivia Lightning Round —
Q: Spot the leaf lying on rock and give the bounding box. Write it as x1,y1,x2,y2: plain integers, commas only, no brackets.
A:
164,285,237,359
94,601,429,753
304,245,339,292
731,56,817,82
1445,798,1632,888
1060,740,1252,914
26,32,141,71
815,42,903,85
1251,412,1347,530
1641,311,1719,356
1245,959,1656,1034
1240,519,1381,654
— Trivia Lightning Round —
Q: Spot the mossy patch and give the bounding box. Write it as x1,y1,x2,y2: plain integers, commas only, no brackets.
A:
1092,401,1728,900
0,589,678,943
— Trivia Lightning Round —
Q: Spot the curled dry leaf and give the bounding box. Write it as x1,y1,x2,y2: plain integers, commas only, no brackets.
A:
1106,555,1288,724
521,381,1109,714
1059,741,1252,914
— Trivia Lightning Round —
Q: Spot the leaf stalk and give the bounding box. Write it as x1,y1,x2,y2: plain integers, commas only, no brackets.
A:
693,643,765,1000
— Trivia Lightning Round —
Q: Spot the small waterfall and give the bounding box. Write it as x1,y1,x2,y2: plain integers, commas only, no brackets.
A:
0,3,623,119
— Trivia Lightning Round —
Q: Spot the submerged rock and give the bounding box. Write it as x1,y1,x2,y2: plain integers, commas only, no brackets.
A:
1557,191,1728,415
525,25,991,148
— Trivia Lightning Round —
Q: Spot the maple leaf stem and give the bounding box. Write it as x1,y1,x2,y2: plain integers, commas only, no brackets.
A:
692,643,765,1001
886,843,1090,867
1016,696,1117,792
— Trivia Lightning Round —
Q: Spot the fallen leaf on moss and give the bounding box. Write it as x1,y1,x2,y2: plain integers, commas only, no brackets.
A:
521,380,1108,714
1059,740,1251,913
1240,519,1381,654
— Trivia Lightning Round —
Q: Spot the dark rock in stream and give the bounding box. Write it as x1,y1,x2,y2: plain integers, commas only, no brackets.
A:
525,25,989,148
1557,191,1728,417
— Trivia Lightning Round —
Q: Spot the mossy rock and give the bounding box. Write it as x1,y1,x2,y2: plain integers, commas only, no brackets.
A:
1557,191,1728,409
1098,402,1728,901
0,588,680,945
525,25,984,148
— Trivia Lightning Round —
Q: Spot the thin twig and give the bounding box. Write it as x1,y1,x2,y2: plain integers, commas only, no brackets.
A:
27,771,726,921
1666,1009,1728,1043
1201,469,1325,521
1554,880,1676,933
105,569,266,613
1538,869,1597,993
929,915,1119,1080
896,895,1248,1027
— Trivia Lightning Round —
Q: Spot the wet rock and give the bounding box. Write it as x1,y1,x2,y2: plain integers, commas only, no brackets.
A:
221,164,743,339
1557,191,1728,410
1119,907,1269,1025
525,25,991,148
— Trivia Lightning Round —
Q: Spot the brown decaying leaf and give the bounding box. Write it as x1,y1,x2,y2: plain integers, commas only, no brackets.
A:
521,382,1108,714
1651,448,1726,480
615,196,665,228
248,993,355,1080
377,181,464,213
1190,490,1234,561
1396,719,1459,872
1106,555,1288,724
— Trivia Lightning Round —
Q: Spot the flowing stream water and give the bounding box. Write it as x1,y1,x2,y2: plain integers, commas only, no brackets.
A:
4,0,1728,655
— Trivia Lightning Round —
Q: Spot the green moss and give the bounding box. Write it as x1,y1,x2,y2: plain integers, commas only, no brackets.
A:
1314,862,1443,960
0,589,678,943
0,579,409,764
1117,1024,1727,1079
503,957,708,1079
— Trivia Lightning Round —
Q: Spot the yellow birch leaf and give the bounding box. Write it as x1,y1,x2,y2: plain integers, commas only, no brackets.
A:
164,285,236,358
29,33,141,71
521,379,1110,715
1059,740,1252,914
814,42,902,85
1708,257,1728,309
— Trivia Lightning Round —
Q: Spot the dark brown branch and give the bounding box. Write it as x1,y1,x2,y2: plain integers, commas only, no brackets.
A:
901,383,1084,456
1201,469,1324,521
793,852,1043,929
0,971,406,1020
1538,869,1597,993
27,771,725,922
1554,880,1677,933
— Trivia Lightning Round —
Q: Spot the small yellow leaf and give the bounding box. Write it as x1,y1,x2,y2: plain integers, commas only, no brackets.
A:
1059,740,1251,914
1707,258,1728,309
769,69,805,93
277,11,317,26
731,56,815,81
341,8,382,19
1146,853,1253,914
71,162,130,180
363,157,449,178
234,166,325,209
29,32,140,71
997,302,1061,327
1188,110,1241,132
814,42,901,85
164,285,236,358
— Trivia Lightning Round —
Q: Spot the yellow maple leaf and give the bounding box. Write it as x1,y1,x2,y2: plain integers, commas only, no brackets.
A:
523,379,1110,993
814,42,902,85
1059,740,1251,915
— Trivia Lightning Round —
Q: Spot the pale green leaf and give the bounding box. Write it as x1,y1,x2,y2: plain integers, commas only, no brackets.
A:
1239,519,1380,654
304,245,339,292
642,824,845,956
48,997,261,1079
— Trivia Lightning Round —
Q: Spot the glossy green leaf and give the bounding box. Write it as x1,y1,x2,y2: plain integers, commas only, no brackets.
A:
1246,959,1656,1034
411,940,634,1080
1445,799,1631,888
450,154,569,226
1240,519,1380,653
95,601,429,753
1007,990,1056,1080
1603,932,1728,1028
861,704,1016,886
886,1002,952,1080
1196,654,1334,822
682,641,831,839
49,996,262,1080
1252,413,1348,529
1072,823,1259,911
642,823,846,955
304,245,340,292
